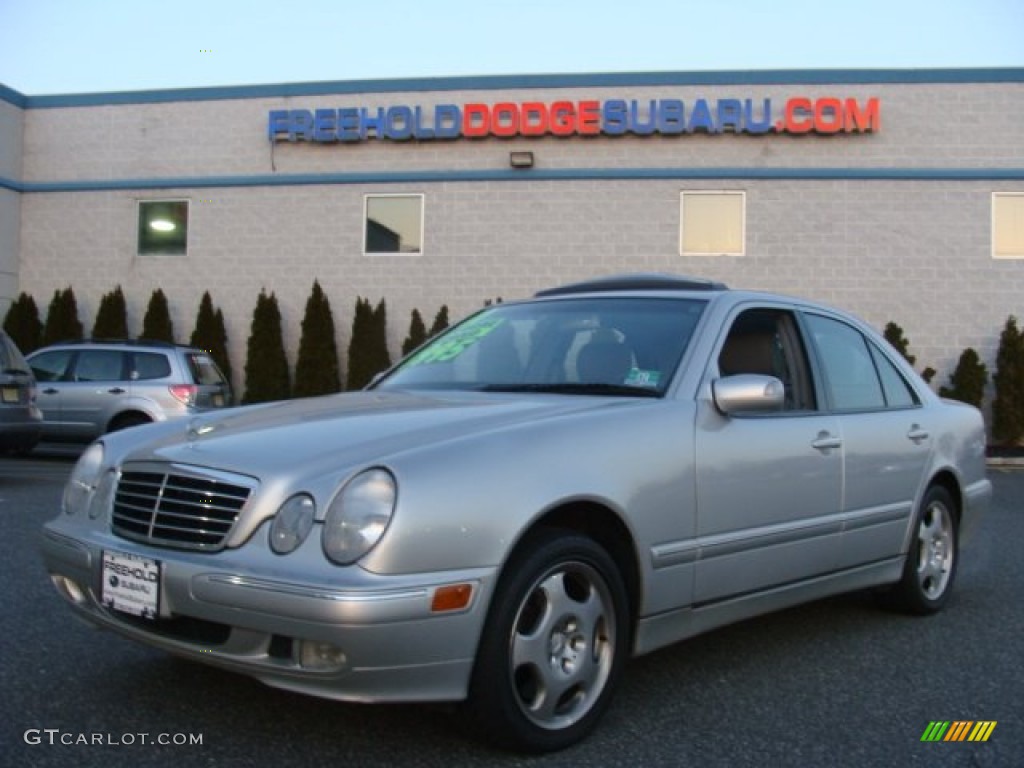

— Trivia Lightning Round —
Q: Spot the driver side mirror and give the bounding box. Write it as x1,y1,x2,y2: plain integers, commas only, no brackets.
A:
713,374,785,415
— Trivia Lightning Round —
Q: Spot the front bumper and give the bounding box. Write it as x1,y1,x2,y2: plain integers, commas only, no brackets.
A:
40,517,497,703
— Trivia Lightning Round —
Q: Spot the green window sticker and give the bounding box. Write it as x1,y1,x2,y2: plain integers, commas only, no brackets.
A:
405,316,505,367
624,368,661,388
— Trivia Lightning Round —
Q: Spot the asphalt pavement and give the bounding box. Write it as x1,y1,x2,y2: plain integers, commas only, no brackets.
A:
1,455,1020,767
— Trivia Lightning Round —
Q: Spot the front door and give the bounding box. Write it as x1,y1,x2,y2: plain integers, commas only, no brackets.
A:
694,307,844,604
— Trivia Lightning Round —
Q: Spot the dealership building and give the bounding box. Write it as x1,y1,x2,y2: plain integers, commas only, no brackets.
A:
0,68,1022,391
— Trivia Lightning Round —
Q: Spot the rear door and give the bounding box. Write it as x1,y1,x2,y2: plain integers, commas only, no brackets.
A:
694,306,844,604
801,312,931,567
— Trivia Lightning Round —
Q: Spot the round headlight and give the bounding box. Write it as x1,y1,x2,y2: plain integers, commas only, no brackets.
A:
62,442,105,516
270,494,316,555
322,469,397,565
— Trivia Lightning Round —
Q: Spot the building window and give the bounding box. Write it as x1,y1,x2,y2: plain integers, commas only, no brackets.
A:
364,194,424,255
680,191,745,256
138,200,189,255
993,193,1024,259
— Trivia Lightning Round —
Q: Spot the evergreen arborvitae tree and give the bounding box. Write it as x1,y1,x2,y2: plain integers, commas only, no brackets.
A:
993,316,1024,444
402,308,428,356
884,321,916,366
190,292,233,389
91,285,129,340
371,298,392,378
294,280,341,398
214,308,232,389
883,321,935,383
242,290,291,404
3,292,43,353
346,297,374,391
938,348,988,409
429,305,450,337
141,289,175,343
43,287,84,346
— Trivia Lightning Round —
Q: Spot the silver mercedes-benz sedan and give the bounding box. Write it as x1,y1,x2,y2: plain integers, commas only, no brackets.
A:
40,274,991,752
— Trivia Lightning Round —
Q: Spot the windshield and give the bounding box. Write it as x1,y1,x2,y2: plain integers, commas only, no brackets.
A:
376,297,706,396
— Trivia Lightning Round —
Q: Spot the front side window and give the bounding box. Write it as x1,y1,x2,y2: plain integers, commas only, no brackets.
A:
680,191,745,256
993,193,1024,259
364,194,424,254
717,308,816,411
139,200,189,255
29,350,74,382
376,298,706,397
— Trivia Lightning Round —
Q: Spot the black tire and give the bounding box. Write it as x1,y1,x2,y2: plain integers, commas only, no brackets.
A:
108,412,151,433
885,485,959,615
467,531,630,753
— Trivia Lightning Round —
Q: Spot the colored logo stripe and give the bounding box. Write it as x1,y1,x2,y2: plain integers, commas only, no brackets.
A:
945,721,974,741
921,722,950,741
921,721,997,742
969,722,997,742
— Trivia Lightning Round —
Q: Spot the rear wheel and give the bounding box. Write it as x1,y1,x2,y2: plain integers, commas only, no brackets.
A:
886,485,958,614
468,532,629,753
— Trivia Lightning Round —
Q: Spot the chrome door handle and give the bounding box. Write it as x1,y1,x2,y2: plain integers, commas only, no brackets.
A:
811,433,842,452
907,425,930,444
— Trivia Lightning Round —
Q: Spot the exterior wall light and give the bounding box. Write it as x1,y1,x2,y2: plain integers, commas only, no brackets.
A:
509,151,534,169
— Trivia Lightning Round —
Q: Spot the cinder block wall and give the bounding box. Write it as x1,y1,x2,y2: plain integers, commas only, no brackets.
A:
9,75,1024,392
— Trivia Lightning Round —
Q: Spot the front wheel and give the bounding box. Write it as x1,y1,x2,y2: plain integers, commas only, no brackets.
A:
886,485,959,615
468,532,630,753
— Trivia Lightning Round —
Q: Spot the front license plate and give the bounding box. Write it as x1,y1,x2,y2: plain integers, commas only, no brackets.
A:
101,551,160,619
1,387,18,404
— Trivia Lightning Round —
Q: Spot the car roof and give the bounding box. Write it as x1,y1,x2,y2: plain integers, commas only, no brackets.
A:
27,339,206,354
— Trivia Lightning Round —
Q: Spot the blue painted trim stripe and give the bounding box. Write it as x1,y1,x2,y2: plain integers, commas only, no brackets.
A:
3,167,1024,192
3,68,1023,109
0,83,28,108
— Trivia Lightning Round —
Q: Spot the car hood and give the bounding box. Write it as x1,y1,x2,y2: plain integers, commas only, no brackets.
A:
116,389,633,480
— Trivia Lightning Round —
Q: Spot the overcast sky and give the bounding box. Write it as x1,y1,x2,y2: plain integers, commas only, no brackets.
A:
1,0,1022,95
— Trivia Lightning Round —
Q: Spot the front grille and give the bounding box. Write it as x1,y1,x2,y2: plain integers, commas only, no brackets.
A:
112,466,254,551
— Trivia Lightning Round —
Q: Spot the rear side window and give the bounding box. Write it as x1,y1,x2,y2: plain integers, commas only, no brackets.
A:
186,353,227,386
869,344,920,407
133,352,172,381
0,335,14,369
804,314,918,411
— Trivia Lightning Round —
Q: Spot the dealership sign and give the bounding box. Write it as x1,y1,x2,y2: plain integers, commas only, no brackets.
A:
268,97,880,142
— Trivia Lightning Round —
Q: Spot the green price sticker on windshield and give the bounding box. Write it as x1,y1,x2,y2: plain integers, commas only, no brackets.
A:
406,316,505,366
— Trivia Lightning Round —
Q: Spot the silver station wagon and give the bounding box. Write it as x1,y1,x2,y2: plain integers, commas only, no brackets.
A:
40,274,991,752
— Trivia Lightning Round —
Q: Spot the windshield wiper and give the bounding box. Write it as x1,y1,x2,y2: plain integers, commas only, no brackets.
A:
478,382,661,398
